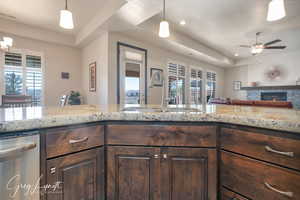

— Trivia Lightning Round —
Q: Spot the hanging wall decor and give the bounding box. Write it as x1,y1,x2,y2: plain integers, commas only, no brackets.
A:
233,81,242,90
150,68,164,87
89,62,96,92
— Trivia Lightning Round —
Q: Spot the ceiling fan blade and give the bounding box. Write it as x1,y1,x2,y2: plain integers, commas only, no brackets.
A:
264,46,287,49
240,45,251,48
264,39,281,46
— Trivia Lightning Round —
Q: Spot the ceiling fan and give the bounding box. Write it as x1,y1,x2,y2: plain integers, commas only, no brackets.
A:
240,32,287,55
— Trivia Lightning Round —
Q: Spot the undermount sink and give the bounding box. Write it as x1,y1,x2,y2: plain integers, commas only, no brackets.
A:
164,107,202,112
121,107,202,113
121,107,162,112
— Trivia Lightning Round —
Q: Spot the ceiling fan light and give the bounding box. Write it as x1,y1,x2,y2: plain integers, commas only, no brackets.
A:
159,20,170,38
251,45,264,55
3,37,13,47
267,0,286,21
60,9,74,29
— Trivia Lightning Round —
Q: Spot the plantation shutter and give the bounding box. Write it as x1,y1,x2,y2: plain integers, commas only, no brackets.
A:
5,52,22,66
206,71,217,100
26,55,42,68
26,55,42,105
168,63,186,104
190,68,203,104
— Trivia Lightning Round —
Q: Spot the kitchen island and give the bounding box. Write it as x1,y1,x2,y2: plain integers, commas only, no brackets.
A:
0,104,299,133
0,104,299,200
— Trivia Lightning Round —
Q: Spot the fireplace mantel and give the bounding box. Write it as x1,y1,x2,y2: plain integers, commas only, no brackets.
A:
241,85,300,90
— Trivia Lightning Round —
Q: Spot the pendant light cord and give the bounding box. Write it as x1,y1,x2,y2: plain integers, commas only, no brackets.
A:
163,0,166,20
65,0,68,10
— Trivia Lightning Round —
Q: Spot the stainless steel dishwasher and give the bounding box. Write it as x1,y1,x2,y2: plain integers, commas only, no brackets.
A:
0,132,40,200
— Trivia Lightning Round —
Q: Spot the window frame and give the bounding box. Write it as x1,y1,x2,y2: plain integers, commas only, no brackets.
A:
167,59,187,105
189,66,204,105
1,48,45,106
206,70,217,102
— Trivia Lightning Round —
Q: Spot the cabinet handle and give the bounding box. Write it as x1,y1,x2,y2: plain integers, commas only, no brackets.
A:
154,154,160,159
50,167,56,174
265,146,294,157
264,182,293,198
0,142,36,159
69,137,88,144
162,154,168,159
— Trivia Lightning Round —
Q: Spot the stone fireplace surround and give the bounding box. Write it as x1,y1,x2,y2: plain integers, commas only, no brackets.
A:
247,89,300,109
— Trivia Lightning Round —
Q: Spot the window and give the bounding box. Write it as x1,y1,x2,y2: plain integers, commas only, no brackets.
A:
125,62,141,104
190,68,203,104
168,62,186,104
3,51,43,105
206,71,216,102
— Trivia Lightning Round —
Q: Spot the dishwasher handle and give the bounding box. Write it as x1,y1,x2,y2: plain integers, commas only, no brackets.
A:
0,142,37,160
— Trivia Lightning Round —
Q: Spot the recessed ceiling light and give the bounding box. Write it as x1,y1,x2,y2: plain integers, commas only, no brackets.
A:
234,53,239,57
180,20,186,26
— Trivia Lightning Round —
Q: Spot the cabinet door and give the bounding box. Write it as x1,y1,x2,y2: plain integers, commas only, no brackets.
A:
107,146,161,200
46,148,104,200
161,148,217,200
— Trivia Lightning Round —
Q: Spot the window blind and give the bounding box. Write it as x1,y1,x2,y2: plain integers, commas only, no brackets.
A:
3,52,43,105
206,71,216,101
26,55,41,68
168,63,177,76
26,69,42,104
5,52,22,66
190,68,202,104
207,71,216,81
168,62,186,104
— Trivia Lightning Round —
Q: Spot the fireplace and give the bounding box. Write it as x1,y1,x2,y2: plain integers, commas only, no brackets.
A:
261,92,287,101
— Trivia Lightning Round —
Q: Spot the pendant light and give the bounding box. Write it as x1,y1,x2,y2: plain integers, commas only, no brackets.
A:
159,0,170,38
0,36,13,51
60,0,74,29
267,0,286,21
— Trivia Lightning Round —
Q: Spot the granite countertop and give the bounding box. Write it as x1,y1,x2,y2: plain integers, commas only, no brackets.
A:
0,104,299,133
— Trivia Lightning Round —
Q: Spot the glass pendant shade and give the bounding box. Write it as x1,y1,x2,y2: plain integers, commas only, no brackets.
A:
267,0,286,21
0,41,6,49
60,9,74,29
159,20,170,38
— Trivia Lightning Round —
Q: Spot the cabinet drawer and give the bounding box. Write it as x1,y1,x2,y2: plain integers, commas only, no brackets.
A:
221,188,249,200
221,128,300,170
221,151,300,200
106,125,216,147
46,125,104,158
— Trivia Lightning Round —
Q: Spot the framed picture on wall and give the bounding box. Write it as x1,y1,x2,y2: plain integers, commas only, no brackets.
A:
233,81,241,91
150,68,163,87
89,62,96,92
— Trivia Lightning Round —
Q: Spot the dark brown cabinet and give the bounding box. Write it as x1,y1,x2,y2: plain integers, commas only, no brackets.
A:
221,188,249,200
161,148,217,200
107,146,217,200
221,151,300,200
46,148,105,200
107,146,160,200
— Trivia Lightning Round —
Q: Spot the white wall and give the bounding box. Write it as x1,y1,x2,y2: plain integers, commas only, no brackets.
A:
224,50,300,99
0,33,82,106
81,32,109,105
224,66,248,100
108,32,225,104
